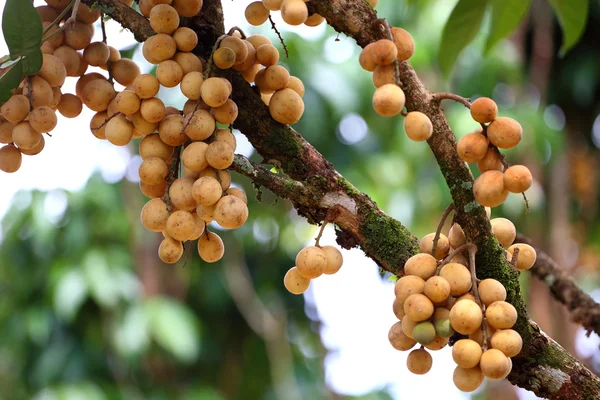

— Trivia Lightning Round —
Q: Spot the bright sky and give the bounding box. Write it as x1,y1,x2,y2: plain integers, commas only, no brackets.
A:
1,1,597,399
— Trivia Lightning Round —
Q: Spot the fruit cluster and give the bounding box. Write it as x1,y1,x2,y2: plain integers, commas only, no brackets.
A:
244,0,325,28
284,243,343,295
458,97,533,208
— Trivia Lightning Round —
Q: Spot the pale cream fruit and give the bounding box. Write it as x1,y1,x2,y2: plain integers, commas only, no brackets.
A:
473,170,509,208
404,111,433,141
507,243,537,271
284,267,311,295
419,233,450,260
281,0,308,25
404,253,437,280
269,88,304,124
296,246,327,279
158,237,184,264
504,165,533,193
198,231,225,263
192,176,222,206
201,77,232,107
403,293,434,322
452,339,483,368
140,198,170,232
491,329,523,357
480,349,511,380
182,141,209,172
490,217,516,248
439,262,472,296
159,115,187,146
180,72,204,100
485,301,518,329
245,1,270,26
394,275,425,303
214,195,249,229
453,366,484,392
478,279,507,306
184,110,216,141
138,156,169,185
391,27,415,61
169,178,197,211
423,276,451,303
487,117,522,149
448,223,466,249
372,84,405,117
140,133,174,161
449,299,483,335
321,245,343,275
206,141,234,169
165,210,196,241
226,188,247,204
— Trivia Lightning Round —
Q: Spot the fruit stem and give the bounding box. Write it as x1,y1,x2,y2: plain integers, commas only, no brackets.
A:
431,92,471,109
436,242,471,274
431,202,454,259
268,15,288,59
99,13,115,85
91,112,122,131
380,20,403,88
314,207,341,247
42,0,81,43
43,0,75,36
226,26,247,39
467,244,489,350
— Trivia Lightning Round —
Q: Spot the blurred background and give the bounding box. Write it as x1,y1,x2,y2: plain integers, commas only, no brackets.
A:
1,0,599,399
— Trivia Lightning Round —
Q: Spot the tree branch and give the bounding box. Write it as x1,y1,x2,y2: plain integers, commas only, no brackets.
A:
90,1,600,398
516,235,600,337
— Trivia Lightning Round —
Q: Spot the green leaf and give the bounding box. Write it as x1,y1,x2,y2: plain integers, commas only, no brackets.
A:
438,0,489,77
21,49,43,75
485,0,532,54
145,297,201,363
548,0,589,55
0,60,23,103
2,0,43,58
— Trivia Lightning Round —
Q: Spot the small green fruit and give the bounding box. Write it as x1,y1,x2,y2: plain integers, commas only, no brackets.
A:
412,321,436,345
435,318,454,338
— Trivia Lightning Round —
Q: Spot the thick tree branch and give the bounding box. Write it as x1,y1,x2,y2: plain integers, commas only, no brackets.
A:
83,0,154,42
89,1,600,398
517,235,600,336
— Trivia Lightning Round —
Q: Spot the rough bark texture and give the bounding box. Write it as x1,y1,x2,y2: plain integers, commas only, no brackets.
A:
86,0,600,398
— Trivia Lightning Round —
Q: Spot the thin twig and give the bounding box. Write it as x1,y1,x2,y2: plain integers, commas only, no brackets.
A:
380,19,402,88
91,112,122,130
431,202,454,258
268,15,288,59
314,207,340,247
437,242,471,274
42,0,75,35
226,26,247,39
42,0,81,43
99,13,115,85
522,192,530,214
205,34,229,78
432,92,471,109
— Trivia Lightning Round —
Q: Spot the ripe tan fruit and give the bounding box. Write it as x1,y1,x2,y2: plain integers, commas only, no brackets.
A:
256,44,279,66
262,0,283,11
221,36,248,65
140,134,173,162
473,170,509,208
264,65,290,91
213,47,236,70
50,86,62,108
156,60,184,88
0,144,22,173
372,64,395,88
159,237,184,264
490,218,516,248
504,165,532,193
29,106,57,133
188,213,207,241
439,262,471,297
478,279,506,306
192,176,222,207
359,44,377,72
391,27,415,61
269,88,304,124
53,45,81,76
245,1,270,25
372,84,405,117
77,4,101,24
480,349,511,380
114,91,141,115
457,131,488,163
321,245,343,274
448,223,466,249
24,76,54,108
0,121,14,144
141,97,166,123
184,110,216,141
64,22,94,50
394,275,425,303
424,276,451,303
169,178,197,211
296,246,327,279
178,72,203,101
401,317,418,339
403,293,434,322
206,141,234,169
12,122,42,150
133,74,160,99
19,133,44,156
201,77,232,107
139,156,168,185
76,73,105,98
143,34,177,64
487,117,522,149
470,97,498,123
491,329,523,357
247,34,272,49
89,112,108,139
419,233,450,260
150,4,180,34
452,339,483,368
181,141,208,172
392,297,405,319
140,198,170,232
1,95,30,123
211,99,238,124
140,180,167,198
131,111,158,136
198,231,225,263
42,22,64,48
196,203,214,223
453,366,484,392
507,243,537,270
200,168,231,191
369,39,398,65
226,187,247,204
214,195,249,229
105,114,134,146
166,210,196,241
172,0,203,17
173,27,198,52
232,40,256,72
388,321,416,351
485,301,518,329
281,0,308,25
457,292,476,303
304,13,325,27
449,299,483,334
284,267,311,295
82,79,116,112
404,253,437,280
37,5,60,22
286,76,305,97
404,111,433,141
406,348,432,375
110,59,141,86
83,42,110,67
477,147,503,172
57,94,83,118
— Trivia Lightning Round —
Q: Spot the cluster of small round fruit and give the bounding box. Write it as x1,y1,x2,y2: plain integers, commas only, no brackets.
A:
283,243,343,295
457,97,533,208
244,0,325,28
388,227,525,391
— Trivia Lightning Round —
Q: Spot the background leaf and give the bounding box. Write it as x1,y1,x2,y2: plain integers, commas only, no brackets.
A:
438,0,489,77
0,60,23,103
1,0,43,58
485,0,532,54
548,0,589,55
22,49,43,75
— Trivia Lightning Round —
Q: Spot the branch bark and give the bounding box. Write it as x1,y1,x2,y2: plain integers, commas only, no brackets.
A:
89,1,600,398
